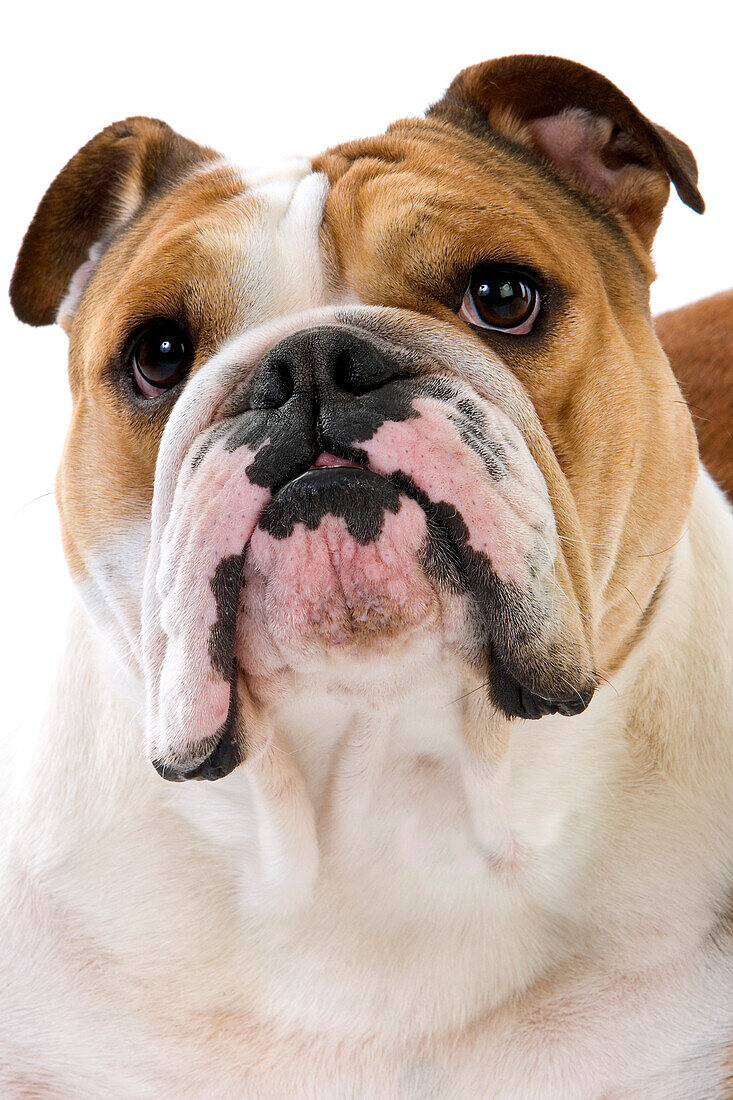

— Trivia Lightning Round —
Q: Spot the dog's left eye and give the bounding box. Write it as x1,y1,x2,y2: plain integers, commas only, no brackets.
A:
459,267,540,335
130,320,192,398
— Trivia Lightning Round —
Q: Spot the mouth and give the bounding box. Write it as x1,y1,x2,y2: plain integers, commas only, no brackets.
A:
311,451,364,471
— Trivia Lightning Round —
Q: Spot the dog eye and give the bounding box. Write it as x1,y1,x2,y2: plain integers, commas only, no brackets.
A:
459,267,540,335
130,320,192,398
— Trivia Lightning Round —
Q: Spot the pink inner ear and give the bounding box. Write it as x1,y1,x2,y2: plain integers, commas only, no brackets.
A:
56,238,108,327
526,109,625,200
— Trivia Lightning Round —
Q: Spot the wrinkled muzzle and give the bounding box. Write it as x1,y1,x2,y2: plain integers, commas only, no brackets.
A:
142,307,596,782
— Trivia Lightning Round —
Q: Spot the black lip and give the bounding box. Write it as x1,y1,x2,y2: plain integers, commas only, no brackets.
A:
259,466,402,545
281,465,381,491
152,724,240,783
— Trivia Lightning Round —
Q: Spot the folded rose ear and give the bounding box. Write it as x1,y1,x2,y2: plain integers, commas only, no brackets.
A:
428,55,704,248
10,117,216,327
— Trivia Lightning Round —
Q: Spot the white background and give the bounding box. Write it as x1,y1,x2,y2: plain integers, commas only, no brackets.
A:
0,0,730,717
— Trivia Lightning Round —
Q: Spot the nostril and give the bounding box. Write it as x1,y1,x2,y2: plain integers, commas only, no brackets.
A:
332,344,397,395
332,348,360,393
249,327,403,407
250,357,294,409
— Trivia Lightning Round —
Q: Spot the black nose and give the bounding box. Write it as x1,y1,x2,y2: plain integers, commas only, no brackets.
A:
249,326,403,410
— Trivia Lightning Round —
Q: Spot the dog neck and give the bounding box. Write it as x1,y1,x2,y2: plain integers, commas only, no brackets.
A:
12,469,733,1052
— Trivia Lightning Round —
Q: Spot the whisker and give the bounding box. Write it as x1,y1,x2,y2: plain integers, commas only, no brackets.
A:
675,399,733,445
445,681,491,707
636,527,687,559
8,490,55,519
593,670,619,697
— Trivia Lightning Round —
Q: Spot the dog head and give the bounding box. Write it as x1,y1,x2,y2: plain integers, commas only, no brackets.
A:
11,56,701,781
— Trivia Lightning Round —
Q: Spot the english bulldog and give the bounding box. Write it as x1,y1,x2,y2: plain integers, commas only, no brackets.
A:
4,55,733,1098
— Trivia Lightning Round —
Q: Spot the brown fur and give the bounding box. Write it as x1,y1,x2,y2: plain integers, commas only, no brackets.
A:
656,290,733,501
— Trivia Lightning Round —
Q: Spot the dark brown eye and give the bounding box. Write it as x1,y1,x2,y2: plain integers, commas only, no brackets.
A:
459,267,540,334
131,320,191,397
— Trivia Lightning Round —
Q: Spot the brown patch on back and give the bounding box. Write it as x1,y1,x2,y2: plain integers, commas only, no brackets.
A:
656,290,733,501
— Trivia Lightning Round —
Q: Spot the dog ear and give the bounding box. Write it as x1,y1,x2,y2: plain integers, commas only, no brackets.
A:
428,55,704,248
10,117,217,327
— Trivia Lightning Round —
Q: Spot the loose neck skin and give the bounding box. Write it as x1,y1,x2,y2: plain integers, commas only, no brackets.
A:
7,469,733,1043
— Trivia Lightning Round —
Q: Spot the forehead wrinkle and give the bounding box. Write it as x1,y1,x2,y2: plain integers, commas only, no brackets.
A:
242,158,317,222
322,123,553,214
143,165,332,336
321,121,650,307
390,116,642,248
329,169,583,294
231,168,331,318
328,151,561,247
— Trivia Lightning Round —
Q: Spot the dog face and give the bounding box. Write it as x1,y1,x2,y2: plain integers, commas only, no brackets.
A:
11,56,701,781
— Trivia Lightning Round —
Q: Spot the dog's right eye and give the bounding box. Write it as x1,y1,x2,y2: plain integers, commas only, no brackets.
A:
130,320,192,398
